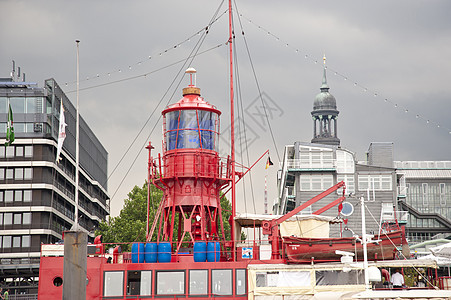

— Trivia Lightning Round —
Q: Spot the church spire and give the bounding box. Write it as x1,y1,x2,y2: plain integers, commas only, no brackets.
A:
320,55,329,91
311,55,340,146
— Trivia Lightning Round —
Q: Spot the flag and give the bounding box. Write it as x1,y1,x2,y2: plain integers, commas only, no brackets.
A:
265,156,273,169
56,99,67,162
5,104,14,147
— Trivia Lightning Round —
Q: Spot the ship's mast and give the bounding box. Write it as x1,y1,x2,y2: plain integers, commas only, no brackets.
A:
228,0,236,259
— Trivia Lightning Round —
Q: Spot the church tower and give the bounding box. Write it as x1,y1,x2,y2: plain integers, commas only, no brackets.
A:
311,56,340,146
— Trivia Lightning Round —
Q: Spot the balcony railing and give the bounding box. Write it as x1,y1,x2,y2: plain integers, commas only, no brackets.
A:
285,159,335,170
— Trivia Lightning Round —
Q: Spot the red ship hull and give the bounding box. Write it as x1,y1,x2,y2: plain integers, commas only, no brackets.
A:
284,227,409,263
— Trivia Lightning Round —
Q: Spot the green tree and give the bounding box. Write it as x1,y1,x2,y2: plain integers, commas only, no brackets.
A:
96,182,163,250
95,182,240,249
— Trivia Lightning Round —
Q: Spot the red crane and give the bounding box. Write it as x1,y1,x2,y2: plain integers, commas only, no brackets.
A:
262,181,346,259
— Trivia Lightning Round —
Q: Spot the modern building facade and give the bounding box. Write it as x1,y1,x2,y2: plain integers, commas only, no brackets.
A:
0,74,109,294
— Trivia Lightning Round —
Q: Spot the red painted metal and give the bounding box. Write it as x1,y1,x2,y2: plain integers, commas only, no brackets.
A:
149,75,234,257
38,253,251,299
313,196,346,215
262,181,346,259
283,228,407,263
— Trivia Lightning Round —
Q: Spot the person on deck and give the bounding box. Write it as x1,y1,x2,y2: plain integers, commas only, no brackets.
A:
0,288,9,300
391,269,405,289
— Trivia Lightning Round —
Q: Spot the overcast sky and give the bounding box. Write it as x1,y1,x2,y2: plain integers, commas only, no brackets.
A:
1,0,450,217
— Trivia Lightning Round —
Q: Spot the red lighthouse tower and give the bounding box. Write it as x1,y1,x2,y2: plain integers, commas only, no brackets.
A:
149,68,231,255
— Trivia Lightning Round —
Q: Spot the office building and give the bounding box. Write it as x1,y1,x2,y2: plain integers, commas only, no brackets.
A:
0,73,109,294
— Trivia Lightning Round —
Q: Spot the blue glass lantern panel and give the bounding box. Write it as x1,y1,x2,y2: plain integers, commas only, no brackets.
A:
165,110,219,150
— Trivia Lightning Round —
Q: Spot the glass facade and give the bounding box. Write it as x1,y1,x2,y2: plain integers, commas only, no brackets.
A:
407,183,450,218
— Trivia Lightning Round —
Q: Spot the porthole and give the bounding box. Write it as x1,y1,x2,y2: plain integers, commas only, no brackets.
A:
53,276,63,287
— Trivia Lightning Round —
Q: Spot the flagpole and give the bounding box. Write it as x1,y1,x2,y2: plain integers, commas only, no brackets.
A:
264,173,268,214
74,40,80,230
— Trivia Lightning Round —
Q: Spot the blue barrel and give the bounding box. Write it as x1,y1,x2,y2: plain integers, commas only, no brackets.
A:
207,241,220,262
193,241,207,262
158,242,172,263
145,242,157,263
131,243,144,263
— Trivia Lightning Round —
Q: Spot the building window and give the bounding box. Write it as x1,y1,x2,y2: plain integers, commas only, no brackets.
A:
103,271,124,297
5,191,13,202
14,123,25,133
336,150,355,173
16,146,23,157
212,269,232,296
422,183,428,205
156,271,185,295
6,147,14,158
24,168,32,180
15,190,22,202
6,169,13,179
300,174,333,191
358,174,392,191
3,236,11,248
23,213,31,225
440,183,446,207
0,213,3,225
15,168,23,180
24,190,32,202
11,97,25,113
189,270,208,296
24,146,33,158
0,147,4,157
0,97,6,113
22,235,31,247
26,123,34,133
0,191,3,202
299,146,334,169
13,236,21,248
0,168,4,180
14,214,22,225
26,97,37,113
316,270,364,285
4,213,12,225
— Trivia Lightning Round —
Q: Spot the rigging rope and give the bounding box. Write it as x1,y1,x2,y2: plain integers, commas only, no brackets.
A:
239,14,451,136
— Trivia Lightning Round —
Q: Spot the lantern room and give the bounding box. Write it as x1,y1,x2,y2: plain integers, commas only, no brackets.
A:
162,68,221,153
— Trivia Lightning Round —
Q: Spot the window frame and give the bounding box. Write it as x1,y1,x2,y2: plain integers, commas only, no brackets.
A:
103,271,124,297
189,269,208,296
236,269,247,296
211,269,233,296
155,270,186,296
